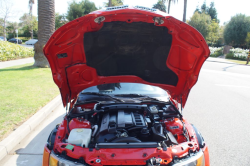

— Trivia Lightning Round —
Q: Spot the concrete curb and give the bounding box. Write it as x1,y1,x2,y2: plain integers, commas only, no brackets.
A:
0,95,62,161
207,58,250,66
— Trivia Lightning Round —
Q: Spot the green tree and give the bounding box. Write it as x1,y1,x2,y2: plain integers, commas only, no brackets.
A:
34,0,55,67
207,2,218,21
0,0,13,41
195,1,218,22
67,0,97,21
6,22,19,38
21,22,38,38
55,13,68,30
188,11,211,40
206,19,219,46
19,13,38,38
200,2,207,13
29,0,35,38
153,0,166,12
224,14,250,47
0,18,4,36
215,25,224,47
104,0,123,7
245,32,250,48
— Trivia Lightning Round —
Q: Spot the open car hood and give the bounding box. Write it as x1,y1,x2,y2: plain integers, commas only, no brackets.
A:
44,6,210,107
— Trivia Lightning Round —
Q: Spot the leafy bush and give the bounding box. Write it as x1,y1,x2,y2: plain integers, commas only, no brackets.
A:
209,47,223,57
0,41,34,61
225,51,234,59
225,48,248,60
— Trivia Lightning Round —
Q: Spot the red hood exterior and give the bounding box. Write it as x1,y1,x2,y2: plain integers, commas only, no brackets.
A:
44,6,210,107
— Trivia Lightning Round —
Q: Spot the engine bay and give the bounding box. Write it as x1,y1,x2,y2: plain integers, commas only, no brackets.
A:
48,101,203,165
65,102,190,149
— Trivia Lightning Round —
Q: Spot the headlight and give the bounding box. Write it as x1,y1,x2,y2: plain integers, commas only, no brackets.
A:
172,150,205,166
49,151,85,166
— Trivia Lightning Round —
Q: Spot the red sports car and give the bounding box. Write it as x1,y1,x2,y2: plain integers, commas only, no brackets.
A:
42,5,210,166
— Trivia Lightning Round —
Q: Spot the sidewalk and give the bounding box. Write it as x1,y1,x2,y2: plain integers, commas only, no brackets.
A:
0,57,34,69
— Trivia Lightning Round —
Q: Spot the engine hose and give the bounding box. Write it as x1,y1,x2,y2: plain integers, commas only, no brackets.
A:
181,120,189,141
67,117,71,134
92,125,98,137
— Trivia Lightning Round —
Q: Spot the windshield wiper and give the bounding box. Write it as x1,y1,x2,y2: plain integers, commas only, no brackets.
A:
114,94,146,97
81,92,124,102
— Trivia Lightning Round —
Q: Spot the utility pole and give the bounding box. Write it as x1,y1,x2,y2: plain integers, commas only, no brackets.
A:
15,29,18,44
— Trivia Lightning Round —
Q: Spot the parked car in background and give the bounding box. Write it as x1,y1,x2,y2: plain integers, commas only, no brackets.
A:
8,38,22,44
0,36,7,41
25,39,38,45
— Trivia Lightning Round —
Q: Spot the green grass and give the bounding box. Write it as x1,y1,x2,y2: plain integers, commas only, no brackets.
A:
227,59,250,65
0,63,59,140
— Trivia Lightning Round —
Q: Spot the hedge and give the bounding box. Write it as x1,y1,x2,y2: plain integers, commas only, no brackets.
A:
0,41,34,61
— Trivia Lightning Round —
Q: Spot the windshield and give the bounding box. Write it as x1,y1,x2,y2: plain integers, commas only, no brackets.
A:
82,83,169,100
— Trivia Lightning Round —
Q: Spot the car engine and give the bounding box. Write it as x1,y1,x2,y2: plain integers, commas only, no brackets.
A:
67,103,188,148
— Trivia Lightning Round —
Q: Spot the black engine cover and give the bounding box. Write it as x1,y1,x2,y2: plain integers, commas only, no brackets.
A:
96,110,146,143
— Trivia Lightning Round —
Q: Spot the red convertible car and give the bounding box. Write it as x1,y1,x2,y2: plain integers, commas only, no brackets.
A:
42,5,210,166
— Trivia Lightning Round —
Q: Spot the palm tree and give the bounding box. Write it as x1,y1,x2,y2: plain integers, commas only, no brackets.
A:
34,0,55,67
153,0,166,12
106,0,123,7
183,0,187,22
28,0,34,39
167,0,178,14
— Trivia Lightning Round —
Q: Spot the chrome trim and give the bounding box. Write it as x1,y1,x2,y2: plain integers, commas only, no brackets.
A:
172,150,204,166
105,5,129,11
134,6,157,12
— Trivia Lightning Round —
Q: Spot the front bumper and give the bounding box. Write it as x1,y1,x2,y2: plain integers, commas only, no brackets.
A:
172,149,205,166
43,145,210,166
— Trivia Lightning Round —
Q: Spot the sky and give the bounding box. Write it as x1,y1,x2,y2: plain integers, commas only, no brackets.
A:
5,0,250,25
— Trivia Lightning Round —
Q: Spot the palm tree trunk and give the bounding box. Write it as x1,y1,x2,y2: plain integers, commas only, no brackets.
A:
168,0,171,14
108,0,112,7
183,0,187,22
34,0,55,67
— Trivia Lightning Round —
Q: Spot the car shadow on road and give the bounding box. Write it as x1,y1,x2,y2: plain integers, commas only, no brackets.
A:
0,65,38,72
14,114,64,166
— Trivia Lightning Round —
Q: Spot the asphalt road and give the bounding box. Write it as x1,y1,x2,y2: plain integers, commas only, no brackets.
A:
0,58,250,166
184,59,250,166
